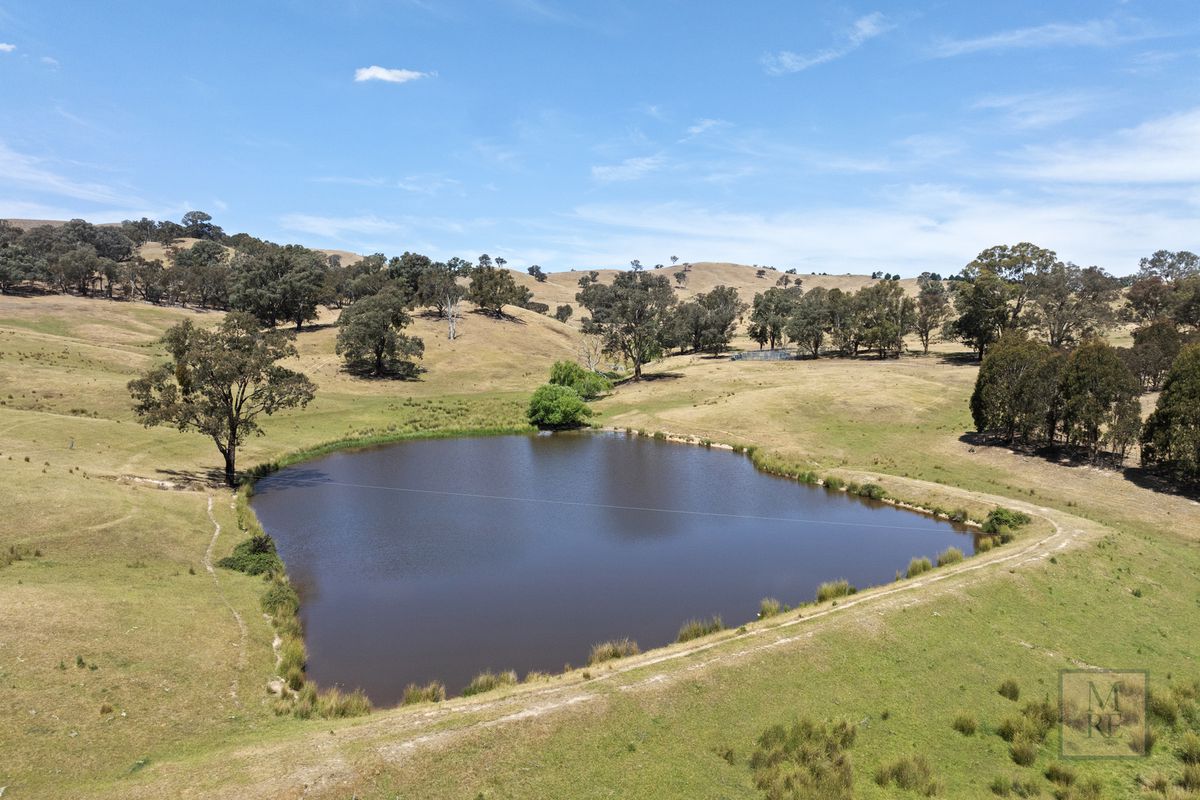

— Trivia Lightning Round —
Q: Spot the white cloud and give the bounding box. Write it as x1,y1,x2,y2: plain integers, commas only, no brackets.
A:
0,140,135,204
763,12,892,74
353,65,432,84
41,55,59,67
0,43,15,53
971,91,1100,130
1012,107,1200,183
685,118,728,137
590,155,667,182
932,19,1124,58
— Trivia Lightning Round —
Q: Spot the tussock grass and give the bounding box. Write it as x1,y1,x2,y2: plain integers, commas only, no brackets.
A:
1045,762,1076,786
588,638,640,665
315,686,371,718
906,557,933,578
937,546,964,567
402,681,446,705
816,579,855,603
874,754,942,795
1008,738,1038,766
998,678,1021,701
952,713,977,735
822,475,845,491
757,597,783,619
1180,730,1200,764
750,719,856,800
676,615,723,643
462,669,518,697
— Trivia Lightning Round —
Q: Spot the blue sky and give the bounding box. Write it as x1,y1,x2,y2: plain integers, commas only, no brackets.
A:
1,1,1197,275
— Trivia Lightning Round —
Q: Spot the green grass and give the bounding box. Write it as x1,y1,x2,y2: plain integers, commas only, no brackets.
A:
588,638,640,665
461,669,518,697
815,579,856,603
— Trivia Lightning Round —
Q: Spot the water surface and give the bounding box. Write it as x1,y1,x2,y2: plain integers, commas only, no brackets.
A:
252,432,973,704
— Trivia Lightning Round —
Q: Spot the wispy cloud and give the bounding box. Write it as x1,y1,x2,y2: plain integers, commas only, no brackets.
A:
353,65,432,84
0,140,135,204
685,118,728,137
0,42,16,53
932,19,1127,58
971,91,1100,130
591,155,667,182
763,12,892,74
1012,106,1200,183
40,55,58,67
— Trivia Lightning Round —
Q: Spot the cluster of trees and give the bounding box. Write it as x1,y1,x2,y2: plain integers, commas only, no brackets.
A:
575,270,747,378
972,333,1200,482
746,278,932,358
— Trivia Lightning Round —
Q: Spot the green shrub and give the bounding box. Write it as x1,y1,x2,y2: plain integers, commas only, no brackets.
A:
588,638,639,665
758,597,783,619
548,360,612,400
750,719,856,800
402,681,446,705
816,579,856,603
952,713,977,735
859,483,887,500
937,546,964,567
677,615,724,643
278,636,306,677
527,384,592,429
977,536,998,553
874,754,942,795
984,507,1032,534
823,476,845,491
949,507,970,523
999,678,1021,701
216,534,281,575
261,577,300,618
462,669,519,696
906,557,933,578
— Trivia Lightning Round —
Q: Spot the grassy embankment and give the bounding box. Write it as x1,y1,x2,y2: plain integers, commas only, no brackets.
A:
0,284,1197,799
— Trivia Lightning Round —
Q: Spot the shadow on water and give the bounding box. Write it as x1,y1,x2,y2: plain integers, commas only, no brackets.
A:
252,431,978,705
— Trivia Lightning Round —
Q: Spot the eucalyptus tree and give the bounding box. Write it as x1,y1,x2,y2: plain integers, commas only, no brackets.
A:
577,270,676,378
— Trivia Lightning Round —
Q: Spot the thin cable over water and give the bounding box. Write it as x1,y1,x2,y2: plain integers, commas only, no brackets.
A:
264,476,956,534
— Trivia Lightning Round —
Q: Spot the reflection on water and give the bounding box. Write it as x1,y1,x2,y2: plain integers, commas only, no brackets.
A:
252,432,974,704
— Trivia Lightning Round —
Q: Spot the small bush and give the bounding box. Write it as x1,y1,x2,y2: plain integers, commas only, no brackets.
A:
953,713,978,735
816,579,856,603
906,557,933,578
261,578,300,618
548,360,611,400
859,483,887,500
758,597,783,619
949,507,970,523
402,681,446,705
462,669,519,697
1010,737,1039,766
874,754,942,795
984,507,1032,534
977,536,998,553
937,546,964,567
999,678,1021,701
1150,690,1180,726
589,638,639,665
750,718,856,800
527,384,592,429
279,637,306,677
823,476,845,491
677,615,724,642
216,534,281,575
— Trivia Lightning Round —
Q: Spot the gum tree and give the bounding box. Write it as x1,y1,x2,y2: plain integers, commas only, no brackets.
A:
129,313,316,485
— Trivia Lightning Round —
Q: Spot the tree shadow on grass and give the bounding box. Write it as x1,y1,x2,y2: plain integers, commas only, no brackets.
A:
470,309,527,324
151,466,227,489
958,431,1199,499
341,361,426,381
937,351,981,367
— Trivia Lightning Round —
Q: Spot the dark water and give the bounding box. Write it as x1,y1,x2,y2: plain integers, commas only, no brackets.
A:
252,432,974,705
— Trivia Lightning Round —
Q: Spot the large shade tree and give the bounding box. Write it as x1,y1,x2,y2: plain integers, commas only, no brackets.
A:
128,313,316,484
1141,344,1200,482
577,270,676,378
335,289,424,377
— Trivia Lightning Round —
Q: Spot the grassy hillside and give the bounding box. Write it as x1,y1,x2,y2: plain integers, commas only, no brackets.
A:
0,295,1197,799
